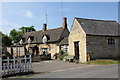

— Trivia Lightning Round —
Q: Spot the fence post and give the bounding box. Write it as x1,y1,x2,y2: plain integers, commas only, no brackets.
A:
3,63,6,75
24,56,26,72
29,54,32,72
10,63,12,73
16,63,18,73
7,57,9,74
13,57,16,73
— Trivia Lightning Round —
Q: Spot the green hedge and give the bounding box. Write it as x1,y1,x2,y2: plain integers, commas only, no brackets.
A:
57,53,68,60
32,54,51,62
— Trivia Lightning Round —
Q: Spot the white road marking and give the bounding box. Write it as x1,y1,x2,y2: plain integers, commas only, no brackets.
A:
50,65,96,73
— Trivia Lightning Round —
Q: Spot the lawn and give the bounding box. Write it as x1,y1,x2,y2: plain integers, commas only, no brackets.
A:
86,59,120,65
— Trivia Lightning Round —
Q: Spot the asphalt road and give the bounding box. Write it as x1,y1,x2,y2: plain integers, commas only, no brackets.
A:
29,61,118,78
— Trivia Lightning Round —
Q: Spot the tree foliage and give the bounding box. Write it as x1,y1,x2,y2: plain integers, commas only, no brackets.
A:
0,32,12,46
9,26,36,44
19,26,36,33
9,29,23,44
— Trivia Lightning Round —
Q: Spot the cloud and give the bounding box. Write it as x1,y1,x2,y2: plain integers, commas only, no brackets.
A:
1,19,20,35
24,10,34,18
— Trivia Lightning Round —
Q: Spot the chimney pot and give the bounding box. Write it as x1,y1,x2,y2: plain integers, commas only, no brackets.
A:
43,24,47,31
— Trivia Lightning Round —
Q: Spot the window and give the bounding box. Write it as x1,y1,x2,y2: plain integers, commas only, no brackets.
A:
42,48,48,55
108,38,115,45
63,45,68,53
42,35,47,44
28,37,31,44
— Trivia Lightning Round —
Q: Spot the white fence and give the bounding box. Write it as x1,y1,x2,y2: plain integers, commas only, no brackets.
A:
2,55,32,76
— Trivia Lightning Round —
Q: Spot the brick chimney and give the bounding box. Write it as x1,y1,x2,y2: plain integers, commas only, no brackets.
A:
43,24,47,31
62,17,67,28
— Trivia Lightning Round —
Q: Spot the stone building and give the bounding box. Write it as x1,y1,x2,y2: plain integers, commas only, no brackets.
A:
20,17,69,58
69,17,120,63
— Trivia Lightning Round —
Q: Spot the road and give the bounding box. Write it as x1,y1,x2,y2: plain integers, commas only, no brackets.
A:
29,60,118,78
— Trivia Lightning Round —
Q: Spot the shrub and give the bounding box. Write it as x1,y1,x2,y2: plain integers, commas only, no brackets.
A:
57,50,68,60
59,50,64,55
32,53,51,62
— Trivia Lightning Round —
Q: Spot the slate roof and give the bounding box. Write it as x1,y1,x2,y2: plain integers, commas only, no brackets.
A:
22,27,65,44
75,17,119,36
59,37,68,45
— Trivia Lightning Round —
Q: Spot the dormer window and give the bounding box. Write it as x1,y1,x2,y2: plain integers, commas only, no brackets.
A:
19,38,25,45
42,35,47,44
27,36,34,44
28,37,31,44
19,39,23,45
108,38,115,45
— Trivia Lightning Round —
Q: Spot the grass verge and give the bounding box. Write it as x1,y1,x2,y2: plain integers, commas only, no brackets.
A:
86,59,120,65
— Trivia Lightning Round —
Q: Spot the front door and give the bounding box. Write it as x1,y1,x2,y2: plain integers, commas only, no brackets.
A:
74,42,79,60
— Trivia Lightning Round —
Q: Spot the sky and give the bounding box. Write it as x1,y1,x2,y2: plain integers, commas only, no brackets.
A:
0,2,118,35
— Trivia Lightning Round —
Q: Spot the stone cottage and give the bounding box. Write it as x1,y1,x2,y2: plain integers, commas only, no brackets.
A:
20,17,69,58
69,17,120,63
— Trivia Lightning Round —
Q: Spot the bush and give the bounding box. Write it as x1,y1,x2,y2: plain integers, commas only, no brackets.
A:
32,53,51,62
59,50,64,55
57,50,68,60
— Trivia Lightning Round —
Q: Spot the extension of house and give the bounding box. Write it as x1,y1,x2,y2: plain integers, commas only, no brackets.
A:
6,17,120,63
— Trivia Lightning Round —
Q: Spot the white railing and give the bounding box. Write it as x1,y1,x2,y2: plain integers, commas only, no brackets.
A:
2,55,32,76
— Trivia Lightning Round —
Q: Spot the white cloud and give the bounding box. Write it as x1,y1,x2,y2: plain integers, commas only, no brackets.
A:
1,19,20,35
24,10,34,18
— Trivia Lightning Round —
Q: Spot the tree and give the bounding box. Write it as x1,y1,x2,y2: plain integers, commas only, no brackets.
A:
0,32,12,46
9,26,36,44
9,29,23,44
19,26,36,33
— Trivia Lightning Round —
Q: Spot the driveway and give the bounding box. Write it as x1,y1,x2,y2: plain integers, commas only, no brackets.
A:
32,60,90,73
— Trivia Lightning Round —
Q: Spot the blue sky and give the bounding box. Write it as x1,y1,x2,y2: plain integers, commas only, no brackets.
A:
1,2,118,35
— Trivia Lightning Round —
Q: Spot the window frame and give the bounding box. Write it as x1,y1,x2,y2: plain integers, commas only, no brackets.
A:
107,37,115,45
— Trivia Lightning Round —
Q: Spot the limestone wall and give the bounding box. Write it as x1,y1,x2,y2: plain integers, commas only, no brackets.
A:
86,35,119,59
68,19,87,63
38,43,57,58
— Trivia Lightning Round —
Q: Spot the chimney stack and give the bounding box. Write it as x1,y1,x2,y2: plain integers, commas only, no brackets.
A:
43,24,47,31
62,17,67,28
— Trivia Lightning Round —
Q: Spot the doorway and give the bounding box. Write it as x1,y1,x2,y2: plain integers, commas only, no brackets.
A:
74,42,79,60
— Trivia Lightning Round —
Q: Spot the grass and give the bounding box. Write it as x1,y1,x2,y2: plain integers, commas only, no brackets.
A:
86,59,120,65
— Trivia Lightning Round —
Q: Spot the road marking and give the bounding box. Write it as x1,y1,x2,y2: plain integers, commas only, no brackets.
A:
50,65,96,73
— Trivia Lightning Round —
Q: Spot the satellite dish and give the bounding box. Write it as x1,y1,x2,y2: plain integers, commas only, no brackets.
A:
42,35,47,44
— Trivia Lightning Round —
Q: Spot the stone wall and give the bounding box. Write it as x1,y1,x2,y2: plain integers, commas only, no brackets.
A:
86,35,119,59
38,43,58,58
25,43,58,59
68,19,87,63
